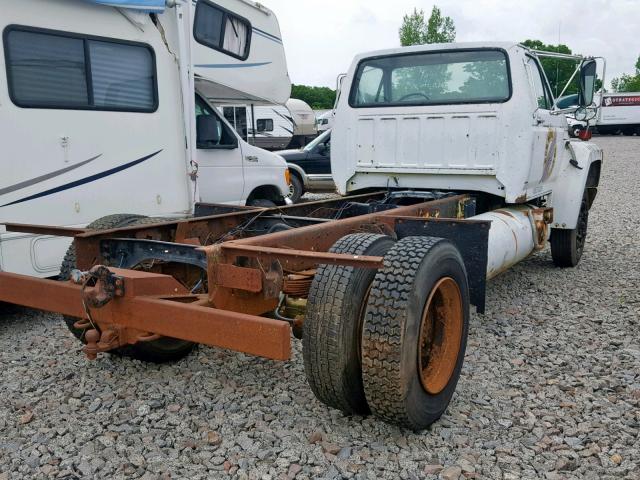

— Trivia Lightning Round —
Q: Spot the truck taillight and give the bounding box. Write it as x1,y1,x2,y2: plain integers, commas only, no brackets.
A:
578,129,592,141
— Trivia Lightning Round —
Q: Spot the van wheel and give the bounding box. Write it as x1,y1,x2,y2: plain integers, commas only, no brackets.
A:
361,236,470,430
550,191,589,268
303,233,395,415
59,214,195,363
288,174,304,203
247,199,276,208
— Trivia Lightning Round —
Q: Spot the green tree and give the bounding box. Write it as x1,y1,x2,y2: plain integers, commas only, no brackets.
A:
522,39,580,97
399,6,456,47
399,8,425,47
290,84,336,109
610,55,640,92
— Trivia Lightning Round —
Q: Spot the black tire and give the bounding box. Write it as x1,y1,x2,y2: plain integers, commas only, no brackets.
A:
550,191,589,268
303,233,395,415
288,174,304,204
621,127,636,136
361,236,470,430
59,214,195,363
247,199,277,208
0,302,20,316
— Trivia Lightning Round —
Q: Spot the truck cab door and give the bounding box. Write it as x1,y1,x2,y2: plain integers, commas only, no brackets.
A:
195,96,245,205
525,56,567,191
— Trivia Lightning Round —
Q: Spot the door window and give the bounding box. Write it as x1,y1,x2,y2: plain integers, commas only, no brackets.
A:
195,96,237,149
527,57,553,109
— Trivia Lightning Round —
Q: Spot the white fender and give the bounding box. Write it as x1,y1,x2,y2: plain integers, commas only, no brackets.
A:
548,141,602,230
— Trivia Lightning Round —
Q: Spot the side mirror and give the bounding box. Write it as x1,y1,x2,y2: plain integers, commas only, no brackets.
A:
579,59,597,107
196,115,220,148
318,144,328,156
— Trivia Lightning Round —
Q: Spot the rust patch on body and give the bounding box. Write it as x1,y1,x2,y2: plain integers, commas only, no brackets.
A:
542,129,558,182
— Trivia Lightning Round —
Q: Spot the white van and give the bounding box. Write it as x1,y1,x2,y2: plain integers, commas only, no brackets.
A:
0,0,291,277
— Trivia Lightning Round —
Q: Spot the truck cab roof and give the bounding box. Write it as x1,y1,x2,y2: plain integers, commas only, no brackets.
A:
352,42,521,62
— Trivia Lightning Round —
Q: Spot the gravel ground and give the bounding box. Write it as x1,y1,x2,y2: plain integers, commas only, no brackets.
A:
1,136,639,480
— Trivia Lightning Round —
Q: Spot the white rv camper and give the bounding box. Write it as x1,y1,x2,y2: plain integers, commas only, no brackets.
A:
220,98,318,150
0,0,292,278
316,110,335,132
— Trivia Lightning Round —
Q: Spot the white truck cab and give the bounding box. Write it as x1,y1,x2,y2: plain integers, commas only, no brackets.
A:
333,42,603,234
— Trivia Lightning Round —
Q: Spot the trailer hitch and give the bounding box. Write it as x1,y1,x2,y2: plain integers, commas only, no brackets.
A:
70,265,125,308
68,266,126,360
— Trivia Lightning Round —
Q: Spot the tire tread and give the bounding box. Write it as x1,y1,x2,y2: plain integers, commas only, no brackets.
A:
303,233,394,414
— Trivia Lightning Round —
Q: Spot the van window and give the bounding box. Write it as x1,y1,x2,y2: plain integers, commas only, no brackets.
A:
194,1,251,60
4,27,157,112
350,49,511,107
195,96,238,149
256,119,274,132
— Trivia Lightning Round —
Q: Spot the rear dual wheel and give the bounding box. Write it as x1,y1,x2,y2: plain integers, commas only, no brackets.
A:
59,214,195,363
304,234,469,430
303,233,395,415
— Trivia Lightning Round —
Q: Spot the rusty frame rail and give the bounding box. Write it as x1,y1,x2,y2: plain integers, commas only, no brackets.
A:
0,270,290,360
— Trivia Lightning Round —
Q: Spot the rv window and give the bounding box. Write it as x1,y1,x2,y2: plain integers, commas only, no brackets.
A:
4,27,157,112
4,30,89,106
89,41,155,110
223,107,237,127
256,119,274,132
350,49,511,107
194,1,251,60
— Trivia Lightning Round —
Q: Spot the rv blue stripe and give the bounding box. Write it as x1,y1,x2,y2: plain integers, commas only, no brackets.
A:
252,28,282,44
195,62,272,68
0,150,162,208
0,154,103,197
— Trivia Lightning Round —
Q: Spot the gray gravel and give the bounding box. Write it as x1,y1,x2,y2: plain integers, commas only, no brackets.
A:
1,136,639,480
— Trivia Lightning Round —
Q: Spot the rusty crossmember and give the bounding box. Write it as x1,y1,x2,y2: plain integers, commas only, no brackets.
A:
202,195,469,303
0,270,291,360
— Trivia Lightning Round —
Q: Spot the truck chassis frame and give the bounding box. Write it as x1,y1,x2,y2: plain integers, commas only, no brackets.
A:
0,192,522,428
1,193,489,359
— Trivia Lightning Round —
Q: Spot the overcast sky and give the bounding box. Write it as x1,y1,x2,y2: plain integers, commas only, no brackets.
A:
265,0,638,89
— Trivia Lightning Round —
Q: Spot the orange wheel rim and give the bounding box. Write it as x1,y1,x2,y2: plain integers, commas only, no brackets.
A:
418,277,463,395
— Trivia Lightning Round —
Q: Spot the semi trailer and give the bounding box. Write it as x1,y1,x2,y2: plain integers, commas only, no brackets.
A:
565,92,640,137
0,41,603,430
